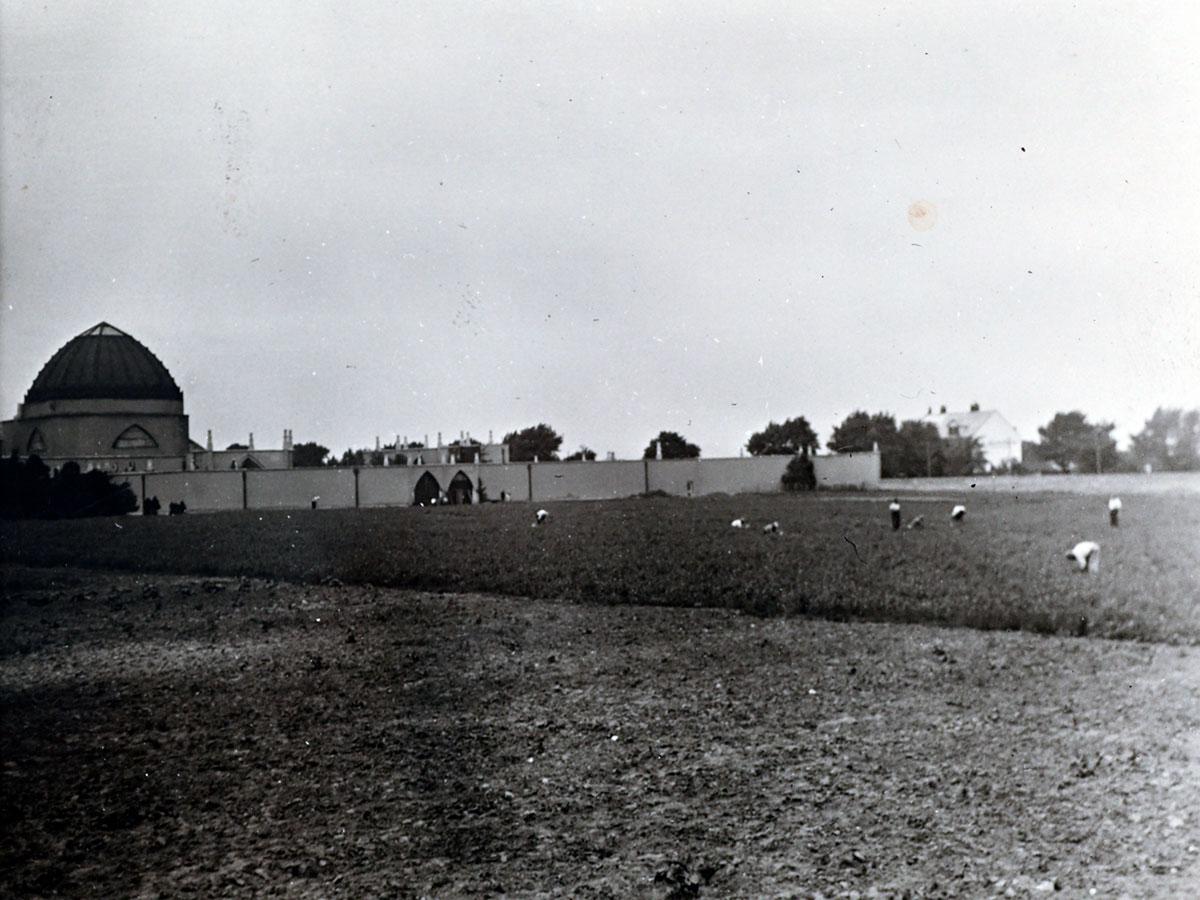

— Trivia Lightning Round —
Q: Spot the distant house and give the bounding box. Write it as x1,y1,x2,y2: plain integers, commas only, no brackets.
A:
923,409,1023,470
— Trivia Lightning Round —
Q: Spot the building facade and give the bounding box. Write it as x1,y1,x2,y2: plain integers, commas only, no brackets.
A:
1,322,291,472
1,323,191,472
922,408,1023,470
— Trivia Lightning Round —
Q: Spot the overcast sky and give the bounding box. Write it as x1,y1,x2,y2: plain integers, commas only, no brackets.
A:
2,1,1197,458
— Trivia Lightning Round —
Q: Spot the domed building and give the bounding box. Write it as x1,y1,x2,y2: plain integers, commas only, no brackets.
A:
1,322,191,472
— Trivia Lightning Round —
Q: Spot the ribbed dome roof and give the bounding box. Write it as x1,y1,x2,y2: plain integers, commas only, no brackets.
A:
24,323,183,403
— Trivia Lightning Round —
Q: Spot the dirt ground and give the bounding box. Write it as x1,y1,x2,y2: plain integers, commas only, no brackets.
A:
2,566,1198,898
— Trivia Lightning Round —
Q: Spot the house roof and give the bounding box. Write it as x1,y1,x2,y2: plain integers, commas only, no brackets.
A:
923,410,1006,439
24,322,183,404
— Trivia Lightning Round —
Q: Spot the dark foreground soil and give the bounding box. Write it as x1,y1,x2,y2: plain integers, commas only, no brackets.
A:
2,566,1198,898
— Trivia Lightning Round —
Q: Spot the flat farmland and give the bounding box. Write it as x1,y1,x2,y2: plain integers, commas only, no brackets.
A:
2,492,1198,643
3,492,1200,897
2,567,1199,897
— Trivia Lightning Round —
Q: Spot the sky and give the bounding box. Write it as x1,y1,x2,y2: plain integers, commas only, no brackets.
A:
2,1,1198,458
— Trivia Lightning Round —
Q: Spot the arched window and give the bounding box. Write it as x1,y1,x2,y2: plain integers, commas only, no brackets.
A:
113,425,158,449
27,428,46,453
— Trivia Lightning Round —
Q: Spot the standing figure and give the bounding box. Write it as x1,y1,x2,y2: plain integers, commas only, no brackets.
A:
889,499,901,531
1108,496,1121,527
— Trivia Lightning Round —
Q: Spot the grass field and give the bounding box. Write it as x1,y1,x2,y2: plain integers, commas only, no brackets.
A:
3,491,1198,643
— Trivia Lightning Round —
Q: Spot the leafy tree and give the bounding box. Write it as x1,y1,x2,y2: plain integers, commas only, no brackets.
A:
643,431,700,459
747,416,819,456
565,446,597,461
1131,407,1200,472
1037,411,1119,473
503,424,563,462
827,411,903,477
292,441,330,468
893,420,943,477
781,453,816,491
337,448,366,467
940,436,988,476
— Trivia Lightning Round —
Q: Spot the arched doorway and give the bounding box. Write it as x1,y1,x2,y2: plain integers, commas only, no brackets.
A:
447,470,473,505
414,471,440,506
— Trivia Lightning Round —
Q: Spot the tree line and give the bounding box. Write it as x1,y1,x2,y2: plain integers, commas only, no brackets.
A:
1,455,139,519
289,406,1200,476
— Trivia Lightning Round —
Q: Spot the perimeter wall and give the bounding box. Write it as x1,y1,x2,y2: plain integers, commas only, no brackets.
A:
130,451,881,512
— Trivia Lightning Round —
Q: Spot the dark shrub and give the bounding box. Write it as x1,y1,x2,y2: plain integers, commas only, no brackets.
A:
781,454,816,491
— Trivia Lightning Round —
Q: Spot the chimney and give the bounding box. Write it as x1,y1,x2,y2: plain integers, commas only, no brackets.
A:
375,435,381,451
206,429,213,452
249,432,255,450
488,429,494,444
437,431,443,448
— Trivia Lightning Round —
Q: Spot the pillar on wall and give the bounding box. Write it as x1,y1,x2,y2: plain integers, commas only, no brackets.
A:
249,432,255,450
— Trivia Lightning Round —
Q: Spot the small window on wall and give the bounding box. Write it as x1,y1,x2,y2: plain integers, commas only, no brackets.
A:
27,428,46,453
113,425,158,449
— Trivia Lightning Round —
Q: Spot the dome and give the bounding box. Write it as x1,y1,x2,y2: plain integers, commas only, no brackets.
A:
23,323,183,404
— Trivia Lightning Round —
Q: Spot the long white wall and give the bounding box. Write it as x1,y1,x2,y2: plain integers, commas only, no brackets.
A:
886,471,1200,496
135,452,881,512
